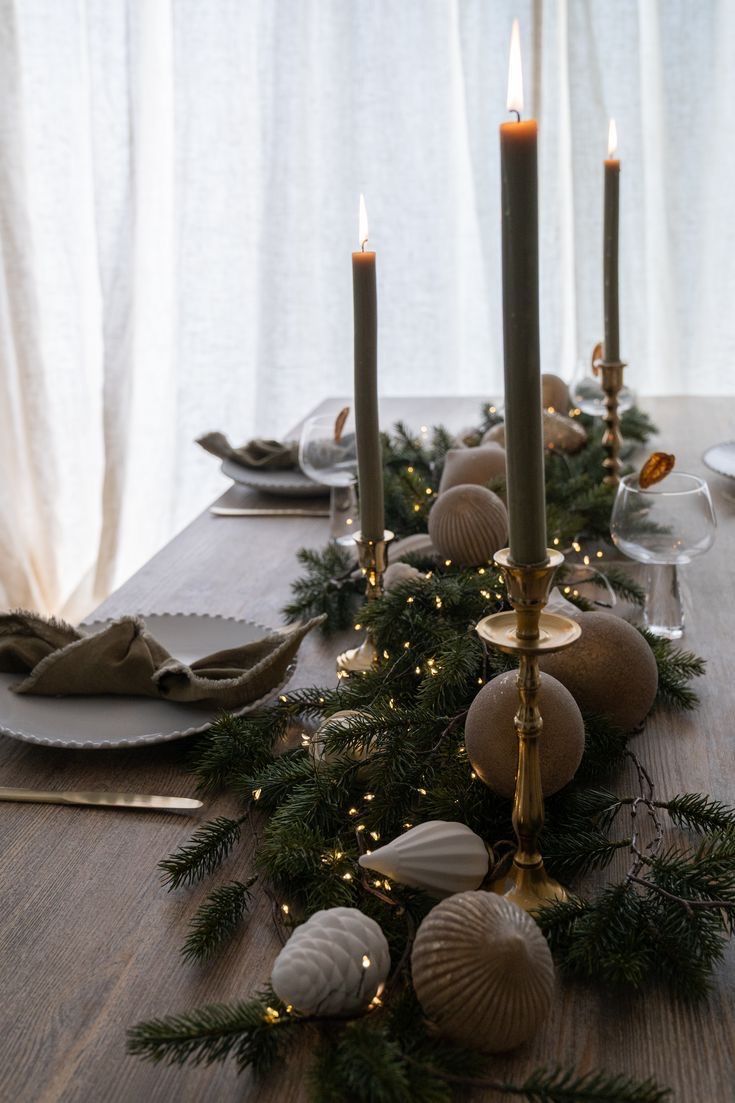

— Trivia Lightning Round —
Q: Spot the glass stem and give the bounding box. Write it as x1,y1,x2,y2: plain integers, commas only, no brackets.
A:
330,485,358,544
644,564,684,640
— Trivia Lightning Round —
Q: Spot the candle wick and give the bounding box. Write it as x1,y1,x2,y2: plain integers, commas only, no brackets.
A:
361,242,366,253
509,109,521,123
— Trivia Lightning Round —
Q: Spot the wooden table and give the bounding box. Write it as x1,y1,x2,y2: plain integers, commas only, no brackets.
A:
1,396,734,1103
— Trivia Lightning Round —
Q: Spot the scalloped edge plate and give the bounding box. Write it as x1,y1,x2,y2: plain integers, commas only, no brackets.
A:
0,613,296,749
703,442,735,481
221,459,329,498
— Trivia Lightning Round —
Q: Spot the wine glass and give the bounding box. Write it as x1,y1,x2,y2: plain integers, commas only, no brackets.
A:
569,357,635,418
299,413,358,545
610,472,716,639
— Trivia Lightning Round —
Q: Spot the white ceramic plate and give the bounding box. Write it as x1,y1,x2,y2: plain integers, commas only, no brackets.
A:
221,458,329,498
703,442,735,481
0,613,296,750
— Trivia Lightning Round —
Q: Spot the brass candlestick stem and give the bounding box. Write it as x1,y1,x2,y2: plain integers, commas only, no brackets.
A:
592,342,626,487
475,548,581,912
336,530,394,676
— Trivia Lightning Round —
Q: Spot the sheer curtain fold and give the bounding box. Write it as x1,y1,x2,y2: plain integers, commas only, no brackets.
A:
0,0,732,615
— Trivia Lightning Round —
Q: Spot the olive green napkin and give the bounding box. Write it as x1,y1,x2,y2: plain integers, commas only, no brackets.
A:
197,432,299,471
0,611,323,709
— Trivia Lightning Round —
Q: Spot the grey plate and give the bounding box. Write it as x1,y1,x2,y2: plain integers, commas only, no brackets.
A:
0,613,296,750
703,442,735,481
221,458,329,498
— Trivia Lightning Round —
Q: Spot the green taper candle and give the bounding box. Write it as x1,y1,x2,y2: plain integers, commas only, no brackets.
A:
352,195,385,542
499,20,547,566
603,118,620,363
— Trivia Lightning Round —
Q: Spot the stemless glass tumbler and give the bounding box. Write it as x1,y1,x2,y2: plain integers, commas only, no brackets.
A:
610,472,716,639
299,414,358,545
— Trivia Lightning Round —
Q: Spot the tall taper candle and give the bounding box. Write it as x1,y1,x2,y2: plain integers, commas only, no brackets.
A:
603,119,620,363
499,21,547,566
352,195,385,542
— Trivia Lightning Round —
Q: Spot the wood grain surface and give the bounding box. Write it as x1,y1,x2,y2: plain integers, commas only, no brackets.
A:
1,396,733,1102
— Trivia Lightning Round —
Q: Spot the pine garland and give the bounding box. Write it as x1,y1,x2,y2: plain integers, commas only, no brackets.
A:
127,401,726,1100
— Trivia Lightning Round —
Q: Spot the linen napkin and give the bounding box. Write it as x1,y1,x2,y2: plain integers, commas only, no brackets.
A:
197,432,299,471
0,612,323,710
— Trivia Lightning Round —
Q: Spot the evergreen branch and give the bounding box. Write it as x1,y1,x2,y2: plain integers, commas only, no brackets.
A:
659,792,735,834
407,1061,670,1103
127,990,297,1074
159,817,245,890
639,629,706,711
181,879,257,962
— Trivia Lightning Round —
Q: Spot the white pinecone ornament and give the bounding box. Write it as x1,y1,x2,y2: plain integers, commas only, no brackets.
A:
271,907,390,1016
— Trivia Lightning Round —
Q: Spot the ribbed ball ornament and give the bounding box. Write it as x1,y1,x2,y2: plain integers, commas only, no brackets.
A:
358,820,489,898
539,611,659,731
411,891,554,1052
383,561,423,591
465,671,585,798
309,709,372,767
428,484,508,566
439,445,507,493
271,907,390,1016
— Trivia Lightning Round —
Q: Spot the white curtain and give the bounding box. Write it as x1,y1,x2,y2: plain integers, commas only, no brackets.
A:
1,0,733,616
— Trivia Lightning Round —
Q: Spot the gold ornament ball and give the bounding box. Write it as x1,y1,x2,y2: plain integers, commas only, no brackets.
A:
428,484,508,567
542,373,571,414
465,671,585,799
539,611,659,732
411,891,554,1052
439,445,506,493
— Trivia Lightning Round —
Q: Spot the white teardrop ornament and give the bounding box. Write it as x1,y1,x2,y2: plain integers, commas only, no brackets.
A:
358,820,489,898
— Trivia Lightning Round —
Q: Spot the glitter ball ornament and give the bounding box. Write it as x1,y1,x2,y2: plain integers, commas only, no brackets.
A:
411,891,554,1052
465,671,585,798
358,820,489,898
542,373,571,413
438,445,506,494
309,710,373,767
271,907,390,1016
428,484,508,566
539,611,659,731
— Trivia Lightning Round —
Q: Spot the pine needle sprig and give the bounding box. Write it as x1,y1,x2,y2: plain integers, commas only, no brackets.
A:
639,629,706,710
181,878,257,962
159,817,245,890
659,792,735,834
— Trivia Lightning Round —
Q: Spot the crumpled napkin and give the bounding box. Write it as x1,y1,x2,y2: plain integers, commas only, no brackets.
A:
0,611,323,709
196,432,299,470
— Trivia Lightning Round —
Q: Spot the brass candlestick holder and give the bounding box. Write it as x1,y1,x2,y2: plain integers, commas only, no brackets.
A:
475,548,581,912
336,530,394,676
592,341,627,487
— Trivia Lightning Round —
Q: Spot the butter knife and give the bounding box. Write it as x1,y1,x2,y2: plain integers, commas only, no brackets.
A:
211,507,330,517
0,787,203,813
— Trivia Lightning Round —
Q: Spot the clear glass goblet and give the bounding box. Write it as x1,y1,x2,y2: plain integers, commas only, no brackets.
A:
569,357,635,418
610,472,716,639
299,414,358,545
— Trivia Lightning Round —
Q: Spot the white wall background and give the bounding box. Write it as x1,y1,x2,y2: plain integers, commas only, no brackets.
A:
1,0,733,614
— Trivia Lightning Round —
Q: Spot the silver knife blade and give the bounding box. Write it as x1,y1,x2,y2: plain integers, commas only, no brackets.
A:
0,787,203,812
211,506,330,517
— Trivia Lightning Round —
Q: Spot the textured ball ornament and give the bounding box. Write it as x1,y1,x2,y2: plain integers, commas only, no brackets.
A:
439,445,506,494
358,820,489,898
411,891,554,1052
539,611,659,731
542,373,571,413
383,561,422,591
428,484,508,566
481,412,587,454
309,710,373,767
465,671,585,798
271,907,390,1016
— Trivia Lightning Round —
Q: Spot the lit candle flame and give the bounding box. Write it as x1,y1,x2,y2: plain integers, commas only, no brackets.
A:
359,194,369,250
608,118,618,158
507,19,523,116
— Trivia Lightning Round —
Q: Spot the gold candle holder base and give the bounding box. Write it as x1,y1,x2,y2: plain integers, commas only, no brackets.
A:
592,342,627,488
336,530,394,676
475,548,582,912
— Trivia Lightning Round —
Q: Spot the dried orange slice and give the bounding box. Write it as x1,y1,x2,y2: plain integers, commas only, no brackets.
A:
334,406,350,444
639,451,675,488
